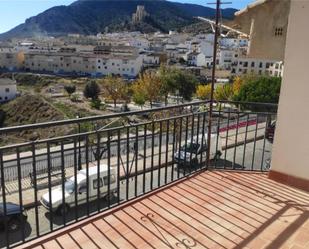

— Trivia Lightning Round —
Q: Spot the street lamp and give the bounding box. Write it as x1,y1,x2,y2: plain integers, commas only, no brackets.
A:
76,114,82,171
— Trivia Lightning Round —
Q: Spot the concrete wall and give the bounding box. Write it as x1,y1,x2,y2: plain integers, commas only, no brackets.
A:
271,0,309,184
234,0,290,61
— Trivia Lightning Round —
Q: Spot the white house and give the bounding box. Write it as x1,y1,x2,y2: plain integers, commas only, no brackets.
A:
199,41,214,57
0,78,17,103
217,49,237,70
186,52,206,67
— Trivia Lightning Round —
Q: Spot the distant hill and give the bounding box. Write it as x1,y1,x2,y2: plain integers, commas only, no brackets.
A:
0,0,237,39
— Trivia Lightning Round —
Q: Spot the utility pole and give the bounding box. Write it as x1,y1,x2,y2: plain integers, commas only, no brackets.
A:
206,0,231,169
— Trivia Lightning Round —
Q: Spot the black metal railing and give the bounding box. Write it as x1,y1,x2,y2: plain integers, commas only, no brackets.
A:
0,100,277,248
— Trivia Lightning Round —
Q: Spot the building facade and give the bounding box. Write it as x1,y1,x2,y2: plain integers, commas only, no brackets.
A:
0,78,17,103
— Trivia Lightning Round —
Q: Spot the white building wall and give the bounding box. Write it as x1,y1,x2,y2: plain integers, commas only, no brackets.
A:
270,0,309,186
0,79,17,103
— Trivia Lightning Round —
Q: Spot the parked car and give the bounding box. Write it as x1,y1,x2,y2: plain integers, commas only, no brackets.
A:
174,133,222,166
265,121,276,143
40,165,117,215
0,202,27,232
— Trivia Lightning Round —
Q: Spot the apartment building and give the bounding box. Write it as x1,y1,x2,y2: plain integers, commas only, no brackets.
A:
23,50,143,78
231,0,289,77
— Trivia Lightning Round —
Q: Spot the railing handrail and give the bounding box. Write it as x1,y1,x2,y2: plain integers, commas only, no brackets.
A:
0,100,277,134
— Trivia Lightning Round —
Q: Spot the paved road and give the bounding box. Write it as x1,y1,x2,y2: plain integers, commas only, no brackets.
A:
1,114,261,182
0,139,272,248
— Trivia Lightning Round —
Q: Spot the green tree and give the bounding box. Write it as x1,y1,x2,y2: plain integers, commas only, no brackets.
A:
158,65,177,105
172,70,197,101
83,81,100,100
233,76,281,111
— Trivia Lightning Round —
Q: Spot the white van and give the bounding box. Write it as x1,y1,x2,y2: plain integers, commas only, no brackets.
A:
174,133,222,166
40,164,117,215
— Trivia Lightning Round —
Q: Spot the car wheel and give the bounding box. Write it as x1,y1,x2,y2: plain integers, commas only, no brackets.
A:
56,204,70,216
8,217,21,232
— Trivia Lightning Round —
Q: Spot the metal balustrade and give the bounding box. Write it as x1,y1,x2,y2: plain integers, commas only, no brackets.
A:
0,100,277,248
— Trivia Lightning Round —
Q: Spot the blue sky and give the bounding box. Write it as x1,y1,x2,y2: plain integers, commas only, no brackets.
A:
0,0,254,34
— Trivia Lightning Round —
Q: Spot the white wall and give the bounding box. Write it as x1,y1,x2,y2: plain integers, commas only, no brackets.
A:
271,0,309,180
0,79,17,103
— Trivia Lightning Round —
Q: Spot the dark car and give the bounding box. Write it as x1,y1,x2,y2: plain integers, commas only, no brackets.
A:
265,121,276,143
0,203,27,232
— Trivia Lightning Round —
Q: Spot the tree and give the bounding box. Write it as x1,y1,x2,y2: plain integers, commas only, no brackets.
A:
133,71,162,108
214,84,234,101
100,75,128,107
232,76,244,96
233,76,281,111
64,84,76,97
132,91,146,109
158,65,177,105
196,84,212,100
83,81,100,100
173,70,198,101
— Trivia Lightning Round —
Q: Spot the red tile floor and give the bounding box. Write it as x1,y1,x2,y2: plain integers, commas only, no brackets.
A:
18,171,309,249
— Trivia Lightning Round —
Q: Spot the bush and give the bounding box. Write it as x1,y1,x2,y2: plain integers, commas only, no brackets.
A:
90,99,102,110
64,84,76,96
84,81,100,100
70,93,81,102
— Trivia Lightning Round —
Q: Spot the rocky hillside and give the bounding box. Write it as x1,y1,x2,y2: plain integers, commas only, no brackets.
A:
0,0,237,39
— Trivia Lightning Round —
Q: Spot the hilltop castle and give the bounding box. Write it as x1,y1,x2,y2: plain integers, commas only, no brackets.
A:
132,5,148,24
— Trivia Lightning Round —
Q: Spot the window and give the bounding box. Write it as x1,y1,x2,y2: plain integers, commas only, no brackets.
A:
243,69,247,74
259,70,262,75
243,62,248,67
259,62,263,68
266,63,270,69
93,178,103,189
98,66,101,69
275,27,283,36
251,62,255,67
5,88,9,93
98,60,101,63
103,175,116,185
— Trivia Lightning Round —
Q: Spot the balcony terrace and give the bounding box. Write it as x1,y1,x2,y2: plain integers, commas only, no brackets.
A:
17,170,309,249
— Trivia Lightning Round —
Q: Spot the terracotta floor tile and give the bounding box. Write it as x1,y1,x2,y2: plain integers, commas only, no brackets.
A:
18,171,309,249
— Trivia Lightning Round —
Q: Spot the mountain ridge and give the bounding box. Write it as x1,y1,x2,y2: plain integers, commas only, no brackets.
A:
0,0,237,40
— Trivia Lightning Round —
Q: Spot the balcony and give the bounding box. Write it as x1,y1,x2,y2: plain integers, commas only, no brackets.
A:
0,100,306,248
17,171,309,249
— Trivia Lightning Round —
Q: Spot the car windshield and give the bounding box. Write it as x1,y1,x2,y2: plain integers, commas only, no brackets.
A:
181,143,200,153
64,180,75,193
